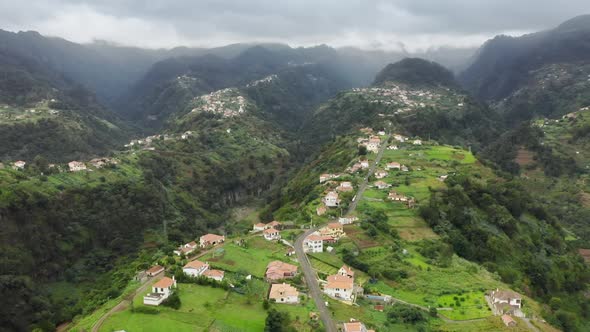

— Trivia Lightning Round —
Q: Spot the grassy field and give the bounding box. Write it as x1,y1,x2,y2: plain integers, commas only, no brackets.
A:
101,281,318,332
201,236,294,277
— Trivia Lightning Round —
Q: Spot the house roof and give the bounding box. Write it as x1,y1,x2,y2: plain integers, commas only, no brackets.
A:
266,261,298,279
264,228,279,234
501,314,515,325
306,234,323,242
187,241,197,247
146,265,164,274
340,265,354,277
343,321,366,332
326,274,354,290
328,222,343,229
153,277,175,289
492,290,522,301
267,221,281,227
254,223,266,227
388,162,401,166
325,191,339,198
203,269,224,278
375,181,388,186
200,234,224,242
269,283,299,299
184,260,208,270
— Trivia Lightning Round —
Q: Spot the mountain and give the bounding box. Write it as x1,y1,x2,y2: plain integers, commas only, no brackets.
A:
303,58,498,150
0,40,128,161
459,15,590,107
373,58,458,87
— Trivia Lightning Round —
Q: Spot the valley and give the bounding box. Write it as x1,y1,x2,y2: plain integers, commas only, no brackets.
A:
1,13,590,332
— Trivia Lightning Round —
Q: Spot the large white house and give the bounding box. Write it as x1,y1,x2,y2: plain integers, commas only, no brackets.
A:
489,289,523,316
303,234,323,253
324,274,354,301
183,260,209,277
199,233,225,248
263,228,281,241
68,161,87,172
269,283,299,304
143,276,176,306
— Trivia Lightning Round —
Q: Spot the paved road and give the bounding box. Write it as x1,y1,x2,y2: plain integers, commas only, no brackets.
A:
346,133,390,216
295,228,337,332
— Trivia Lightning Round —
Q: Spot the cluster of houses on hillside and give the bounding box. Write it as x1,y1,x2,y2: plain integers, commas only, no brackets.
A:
350,84,444,114
246,74,278,87
9,158,118,172
174,233,225,256
303,222,347,253
253,220,283,241
190,88,247,117
124,131,194,149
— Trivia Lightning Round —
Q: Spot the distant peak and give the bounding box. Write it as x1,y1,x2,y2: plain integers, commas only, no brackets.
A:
373,58,457,88
555,14,590,32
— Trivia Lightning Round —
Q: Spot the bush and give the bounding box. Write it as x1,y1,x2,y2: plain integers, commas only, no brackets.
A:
132,306,160,315
161,292,181,310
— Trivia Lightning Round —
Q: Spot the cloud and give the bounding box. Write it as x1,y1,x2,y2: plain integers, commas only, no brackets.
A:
0,0,588,51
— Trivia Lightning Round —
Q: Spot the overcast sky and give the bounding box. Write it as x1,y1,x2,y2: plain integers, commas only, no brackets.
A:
1,0,589,51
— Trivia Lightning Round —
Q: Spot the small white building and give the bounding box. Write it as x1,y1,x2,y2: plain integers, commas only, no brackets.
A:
360,160,370,169
68,161,87,172
386,162,401,170
12,160,26,170
183,260,209,277
174,241,198,256
413,139,422,145
374,181,390,189
143,277,176,306
303,234,323,253
490,289,522,312
253,223,266,231
199,234,225,248
263,228,281,241
269,283,299,304
203,269,225,282
374,170,388,179
323,191,341,207
339,216,358,225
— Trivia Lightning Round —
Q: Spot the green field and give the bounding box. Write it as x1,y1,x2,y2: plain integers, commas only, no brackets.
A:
201,236,294,277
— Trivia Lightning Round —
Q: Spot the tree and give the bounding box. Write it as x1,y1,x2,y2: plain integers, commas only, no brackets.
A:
265,308,294,332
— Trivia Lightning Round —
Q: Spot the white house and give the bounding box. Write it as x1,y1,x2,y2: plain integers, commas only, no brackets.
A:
490,289,523,314
183,260,209,277
263,228,281,241
413,139,422,145
366,138,380,153
323,191,341,207
199,234,225,248
174,241,198,256
269,283,299,304
337,181,354,192
393,134,407,142
343,320,374,332
386,162,401,170
146,265,165,277
143,276,176,306
12,160,26,170
203,269,225,282
360,160,370,169
339,216,358,225
374,181,390,189
303,234,323,253
338,265,355,278
68,161,87,172
253,223,266,231
387,145,398,150
374,170,388,179
324,274,354,301
320,173,339,183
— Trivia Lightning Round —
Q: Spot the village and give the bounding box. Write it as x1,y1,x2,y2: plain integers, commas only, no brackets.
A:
349,83,465,115
82,124,546,332
189,87,248,117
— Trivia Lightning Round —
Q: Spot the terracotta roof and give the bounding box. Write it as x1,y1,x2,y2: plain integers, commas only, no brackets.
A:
306,234,323,242
146,265,164,274
203,269,224,278
343,321,366,332
187,241,197,247
267,221,281,227
502,314,515,325
184,260,208,270
153,277,175,289
200,234,224,243
579,249,590,262
266,261,298,280
328,222,343,229
269,283,299,299
254,223,266,227
492,290,522,301
326,274,354,290
264,228,279,234
340,265,354,277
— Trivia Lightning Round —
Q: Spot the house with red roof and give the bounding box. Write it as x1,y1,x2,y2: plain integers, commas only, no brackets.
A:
199,234,225,248
143,276,176,306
